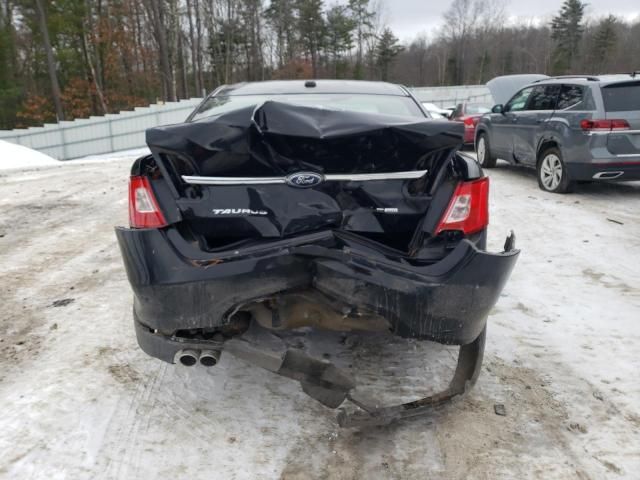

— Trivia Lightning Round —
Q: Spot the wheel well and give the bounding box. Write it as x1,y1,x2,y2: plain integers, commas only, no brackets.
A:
537,140,558,163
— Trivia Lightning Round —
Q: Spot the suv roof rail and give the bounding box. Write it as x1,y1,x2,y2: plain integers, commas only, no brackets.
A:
533,75,600,83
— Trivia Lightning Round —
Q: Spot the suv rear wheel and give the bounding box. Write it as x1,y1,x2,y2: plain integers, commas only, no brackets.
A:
476,132,497,168
537,147,573,193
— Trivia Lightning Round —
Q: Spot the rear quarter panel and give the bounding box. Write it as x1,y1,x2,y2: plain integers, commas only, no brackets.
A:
538,113,591,163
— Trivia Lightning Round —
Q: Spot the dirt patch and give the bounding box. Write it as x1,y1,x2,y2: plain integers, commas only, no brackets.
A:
624,413,640,428
431,357,590,480
0,298,44,369
108,364,141,385
278,356,593,480
582,268,634,294
596,459,623,475
50,298,75,308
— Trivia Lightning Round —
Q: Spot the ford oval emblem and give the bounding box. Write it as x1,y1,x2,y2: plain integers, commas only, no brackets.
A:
285,172,324,188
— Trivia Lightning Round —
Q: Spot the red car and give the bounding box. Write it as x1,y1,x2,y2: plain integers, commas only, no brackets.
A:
451,102,492,145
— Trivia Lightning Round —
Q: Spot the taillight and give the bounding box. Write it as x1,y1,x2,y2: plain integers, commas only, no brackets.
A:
463,116,478,128
580,119,630,131
435,177,489,235
128,176,167,228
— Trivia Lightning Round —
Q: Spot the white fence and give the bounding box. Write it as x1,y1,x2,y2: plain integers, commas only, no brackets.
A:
411,85,493,107
0,85,493,161
0,98,203,160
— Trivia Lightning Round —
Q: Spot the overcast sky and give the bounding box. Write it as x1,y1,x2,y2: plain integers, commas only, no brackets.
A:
370,0,640,41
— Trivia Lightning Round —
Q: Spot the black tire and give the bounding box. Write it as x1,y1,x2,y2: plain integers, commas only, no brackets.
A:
476,132,497,168
536,147,574,193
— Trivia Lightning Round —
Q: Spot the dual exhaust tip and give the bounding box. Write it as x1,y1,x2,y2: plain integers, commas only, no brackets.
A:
176,349,220,367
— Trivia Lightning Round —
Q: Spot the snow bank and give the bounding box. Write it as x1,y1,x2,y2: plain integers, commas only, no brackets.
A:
0,140,59,170
71,147,150,163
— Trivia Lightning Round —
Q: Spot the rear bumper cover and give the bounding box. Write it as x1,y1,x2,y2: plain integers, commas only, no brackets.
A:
115,228,519,362
567,160,640,181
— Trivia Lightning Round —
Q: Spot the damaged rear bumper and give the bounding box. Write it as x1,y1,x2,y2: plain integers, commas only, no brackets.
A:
115,227,519,362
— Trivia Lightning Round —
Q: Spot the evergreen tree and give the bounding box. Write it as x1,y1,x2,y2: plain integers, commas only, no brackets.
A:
325,5,355,77
593,15,618,73
296,0,326,78
348,0,375,79
0,3,21,129
376,28,403,81
265,0,298,68
551,0,586,74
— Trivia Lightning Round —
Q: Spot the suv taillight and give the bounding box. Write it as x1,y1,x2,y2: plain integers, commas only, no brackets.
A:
129,176,167,228
580,119,630,131
435,177,489,235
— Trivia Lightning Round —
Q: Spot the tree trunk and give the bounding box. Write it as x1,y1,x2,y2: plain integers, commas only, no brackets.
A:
186,0,200,94
178,31,188,98
144,0,176,101
81,29,107,114
34,0,64,121
311,49,317,77
194,0,204,94
82,0,107,114
224,0,232,84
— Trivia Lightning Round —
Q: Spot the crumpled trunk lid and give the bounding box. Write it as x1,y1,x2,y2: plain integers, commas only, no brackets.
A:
146,101,463,251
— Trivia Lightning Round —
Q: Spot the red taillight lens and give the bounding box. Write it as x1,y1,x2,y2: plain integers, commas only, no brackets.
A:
128,176,168,228
580,119,630,131
463,116,477,128
435,177,489,235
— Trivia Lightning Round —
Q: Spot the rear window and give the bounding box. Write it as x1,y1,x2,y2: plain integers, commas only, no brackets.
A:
189,93,425,121
602,82,640,112
556,85,583,110
465,103,491,114
528,85,560,110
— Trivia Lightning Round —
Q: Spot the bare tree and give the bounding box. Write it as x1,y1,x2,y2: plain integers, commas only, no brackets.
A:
186,0,201,95
143,0,177,101
34,0,64,120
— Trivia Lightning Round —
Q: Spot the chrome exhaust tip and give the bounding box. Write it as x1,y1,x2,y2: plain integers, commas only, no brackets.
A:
175,349,199,366
593,171,623,180
199,350,221,367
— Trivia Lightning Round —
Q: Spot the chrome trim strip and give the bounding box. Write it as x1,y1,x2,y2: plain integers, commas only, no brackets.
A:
586,129,640,136
182,176,285,185
182,170,428,185
615,153,640,158
324,170,428,181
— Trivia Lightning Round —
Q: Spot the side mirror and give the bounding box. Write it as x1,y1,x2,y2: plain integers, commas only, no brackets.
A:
492,104,504,114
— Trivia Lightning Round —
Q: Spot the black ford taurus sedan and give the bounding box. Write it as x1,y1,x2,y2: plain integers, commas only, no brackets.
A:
115,80,519,427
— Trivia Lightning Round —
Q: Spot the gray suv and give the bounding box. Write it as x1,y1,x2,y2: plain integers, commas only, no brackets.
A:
475,74,640,193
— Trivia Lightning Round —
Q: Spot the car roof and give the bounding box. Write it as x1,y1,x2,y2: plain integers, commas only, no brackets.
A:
531,74,640,87
216,80,410,97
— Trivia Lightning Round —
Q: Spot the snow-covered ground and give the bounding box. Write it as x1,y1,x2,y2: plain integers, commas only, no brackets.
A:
0,154,639,479
66,147,150,164
0,140,59,170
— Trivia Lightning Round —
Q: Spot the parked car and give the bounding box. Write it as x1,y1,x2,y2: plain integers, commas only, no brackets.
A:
450,101,493,145
115,80,519,427
421,101,451,118
476,74,640,193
